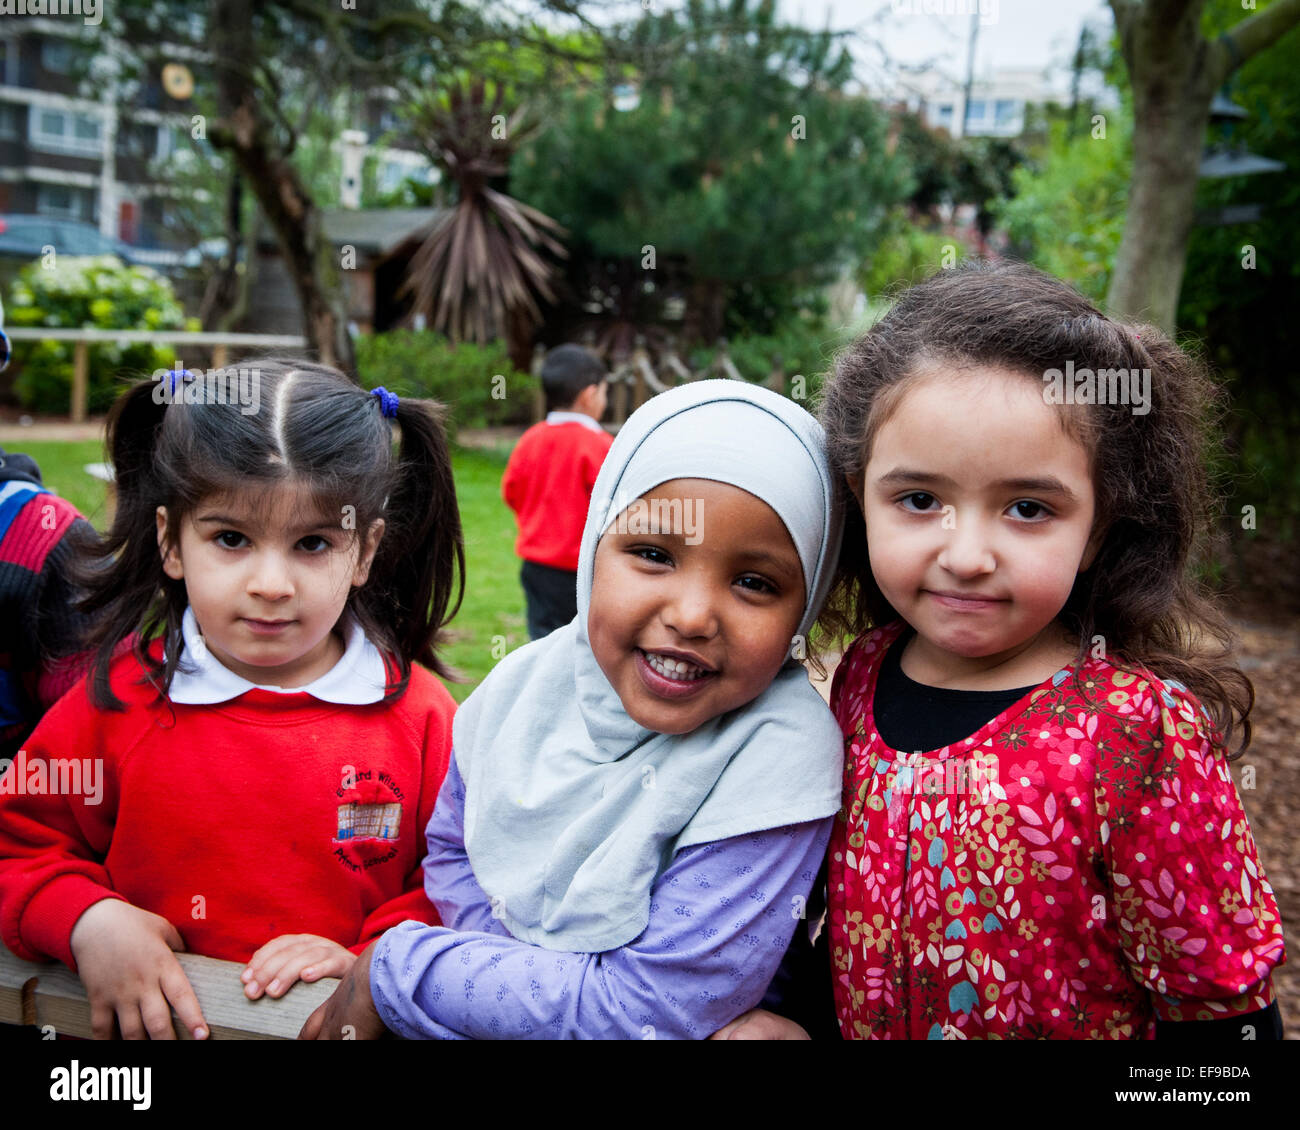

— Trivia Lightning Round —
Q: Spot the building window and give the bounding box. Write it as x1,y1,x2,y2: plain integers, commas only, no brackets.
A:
934,103,954,130
41,40,79,75
36,183,91,221
0,101,20,139
378,159,407,194
29,106,103,156
0,38,14,86
994,99,1018,129
156,123,179,159
964,99,987,130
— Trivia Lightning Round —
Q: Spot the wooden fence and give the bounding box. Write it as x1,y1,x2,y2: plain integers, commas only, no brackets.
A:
4,329,307,424
7,327,791,432
0,940,334,1040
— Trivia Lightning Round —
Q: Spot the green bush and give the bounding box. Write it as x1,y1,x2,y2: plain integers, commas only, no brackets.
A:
7,256,197,414
354,330,537,436
989,113,1131,304
858,220,972,301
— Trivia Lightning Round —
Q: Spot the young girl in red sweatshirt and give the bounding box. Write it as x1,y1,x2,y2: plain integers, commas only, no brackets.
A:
0,360,464,1039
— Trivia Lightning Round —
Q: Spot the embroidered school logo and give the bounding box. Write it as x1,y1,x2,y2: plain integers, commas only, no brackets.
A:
336,801,402,841
331,766,406,873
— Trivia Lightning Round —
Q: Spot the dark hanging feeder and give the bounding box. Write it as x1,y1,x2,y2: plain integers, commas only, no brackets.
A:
1195,88,1284,225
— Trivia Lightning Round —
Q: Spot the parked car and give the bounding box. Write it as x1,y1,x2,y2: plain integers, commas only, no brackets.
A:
0,215,148,264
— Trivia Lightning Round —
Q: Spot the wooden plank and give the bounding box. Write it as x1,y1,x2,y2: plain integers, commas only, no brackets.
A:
0,942,337,1040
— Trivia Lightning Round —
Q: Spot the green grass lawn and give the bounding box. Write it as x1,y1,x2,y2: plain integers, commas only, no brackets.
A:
8,439,527,703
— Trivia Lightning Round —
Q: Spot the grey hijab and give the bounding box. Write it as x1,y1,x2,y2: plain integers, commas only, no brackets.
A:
454,380,844,951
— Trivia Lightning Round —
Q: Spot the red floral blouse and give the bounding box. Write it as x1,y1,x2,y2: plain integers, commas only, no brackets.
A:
828,622,1286,1040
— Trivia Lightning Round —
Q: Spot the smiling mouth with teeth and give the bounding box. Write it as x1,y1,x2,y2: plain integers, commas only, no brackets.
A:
640,649,713,682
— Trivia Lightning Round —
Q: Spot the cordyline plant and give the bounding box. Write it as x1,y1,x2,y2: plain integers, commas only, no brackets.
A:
402,78,567,365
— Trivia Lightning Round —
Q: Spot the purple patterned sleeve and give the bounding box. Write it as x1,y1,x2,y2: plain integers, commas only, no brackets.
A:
415,750,513,938
369,752,832,1039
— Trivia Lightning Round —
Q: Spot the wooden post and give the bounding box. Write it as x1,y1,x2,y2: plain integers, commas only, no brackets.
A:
71,340,88,423
531,343,546,424
211,343,229,370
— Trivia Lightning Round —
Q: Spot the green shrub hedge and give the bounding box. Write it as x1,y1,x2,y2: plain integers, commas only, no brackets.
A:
355,330,537,436
7,256,197,414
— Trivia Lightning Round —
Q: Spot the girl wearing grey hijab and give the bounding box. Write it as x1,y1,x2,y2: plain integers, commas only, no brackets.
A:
302,380,846,1040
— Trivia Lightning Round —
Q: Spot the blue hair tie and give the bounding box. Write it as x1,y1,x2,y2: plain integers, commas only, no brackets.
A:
370,386,399,418
165,368,198,395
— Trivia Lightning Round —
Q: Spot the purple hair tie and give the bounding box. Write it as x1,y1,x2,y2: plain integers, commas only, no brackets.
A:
370,386,399,418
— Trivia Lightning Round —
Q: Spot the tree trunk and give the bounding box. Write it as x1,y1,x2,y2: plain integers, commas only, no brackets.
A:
1105,1,1214,331
1106,0,1300,331
209,0,356,375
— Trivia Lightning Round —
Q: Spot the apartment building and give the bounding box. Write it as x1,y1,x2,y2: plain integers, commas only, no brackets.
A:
0,19,205,266
0,19,436,274
890,66,1053,139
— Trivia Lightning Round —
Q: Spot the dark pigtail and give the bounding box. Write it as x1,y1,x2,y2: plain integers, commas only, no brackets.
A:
70,379,186,711
352,396,466,692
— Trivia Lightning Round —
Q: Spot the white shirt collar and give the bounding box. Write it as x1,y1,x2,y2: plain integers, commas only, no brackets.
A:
168,605,388,705
545,410,606,435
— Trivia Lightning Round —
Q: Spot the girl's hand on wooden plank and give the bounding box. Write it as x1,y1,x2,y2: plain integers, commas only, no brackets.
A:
241,934,356,999
69,898,209,1040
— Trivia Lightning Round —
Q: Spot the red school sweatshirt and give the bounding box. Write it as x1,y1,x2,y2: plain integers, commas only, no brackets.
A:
0,639,455,971
501,419,613,572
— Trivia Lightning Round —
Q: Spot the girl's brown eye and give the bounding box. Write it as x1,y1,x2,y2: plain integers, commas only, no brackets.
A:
900,492,938,512
1009,501,1050,521
632,546,672,566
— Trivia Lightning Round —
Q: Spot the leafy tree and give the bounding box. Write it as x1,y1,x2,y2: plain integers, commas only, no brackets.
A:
1179,2,1300,537
992,108,1132,303
1105,0,1300,330
101,0,606,375
400,79,567,369
512,0,910,342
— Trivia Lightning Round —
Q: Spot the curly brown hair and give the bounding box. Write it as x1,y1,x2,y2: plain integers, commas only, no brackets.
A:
815,261,1253,756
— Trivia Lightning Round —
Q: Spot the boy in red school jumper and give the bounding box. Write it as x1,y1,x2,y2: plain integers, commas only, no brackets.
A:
502,345,612,640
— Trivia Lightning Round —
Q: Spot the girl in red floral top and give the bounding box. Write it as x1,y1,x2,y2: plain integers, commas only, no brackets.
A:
728,262,1285,1041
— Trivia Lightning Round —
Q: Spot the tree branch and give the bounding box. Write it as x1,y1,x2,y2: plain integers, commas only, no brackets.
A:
1215,0,1300,81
